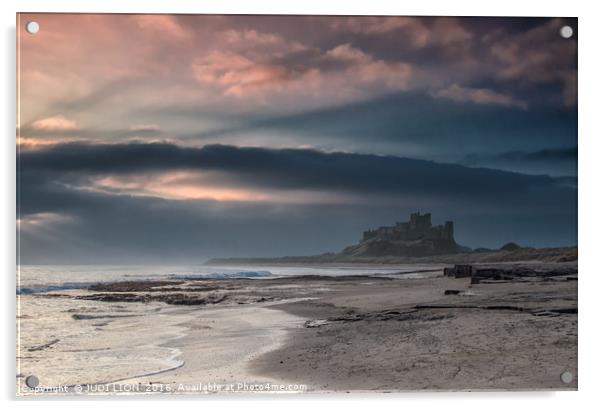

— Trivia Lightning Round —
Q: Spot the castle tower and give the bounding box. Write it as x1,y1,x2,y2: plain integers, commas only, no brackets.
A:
423,213,432,228
444,221,454,240
410,212,431,231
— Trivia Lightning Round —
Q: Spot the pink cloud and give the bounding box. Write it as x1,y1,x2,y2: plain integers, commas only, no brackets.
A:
31,115,79,131
191,44,412,106
222,29,286,47
324,44,371,63
18,212,75,229
192,51,290,97
17,14,574,136
433,84,528,110
131,15,192,40
329,17,471,48
430,18,472,45
216,29,309,61
18,14,176,125
88,171,357,204
17,136,77,149
129,124,161,132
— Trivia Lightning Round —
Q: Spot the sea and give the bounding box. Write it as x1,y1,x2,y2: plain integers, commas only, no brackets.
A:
16,264,438,295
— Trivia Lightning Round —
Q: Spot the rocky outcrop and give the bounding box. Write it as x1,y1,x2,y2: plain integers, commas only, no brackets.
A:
443,263,578,283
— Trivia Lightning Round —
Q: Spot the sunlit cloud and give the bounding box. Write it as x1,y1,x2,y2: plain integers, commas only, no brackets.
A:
433,84,528,110
17,136,78,149
220,29,308,58
191,51,291,97
131,15,192,40
129,123,161,132
31,115,78,131
81,170,362,205
18,212,75,229
91,172,267,202
191,44,412,106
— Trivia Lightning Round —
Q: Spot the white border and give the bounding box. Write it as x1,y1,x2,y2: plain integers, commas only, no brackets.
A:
2,0,601,407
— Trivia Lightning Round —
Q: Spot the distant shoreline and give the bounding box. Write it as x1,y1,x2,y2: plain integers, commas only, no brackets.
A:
206,245,577,266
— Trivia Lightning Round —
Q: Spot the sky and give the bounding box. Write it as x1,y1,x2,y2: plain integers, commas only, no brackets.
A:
17,14,577,264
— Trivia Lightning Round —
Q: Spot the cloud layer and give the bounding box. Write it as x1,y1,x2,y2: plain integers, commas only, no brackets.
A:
18,142,576,263
20,142,569,201
19,15,576,127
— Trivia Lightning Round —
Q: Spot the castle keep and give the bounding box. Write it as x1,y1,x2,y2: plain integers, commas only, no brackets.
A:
362,212,454,243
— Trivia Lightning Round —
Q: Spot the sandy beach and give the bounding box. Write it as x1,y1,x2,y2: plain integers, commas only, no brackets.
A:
17,262,577,394
253,274,577,391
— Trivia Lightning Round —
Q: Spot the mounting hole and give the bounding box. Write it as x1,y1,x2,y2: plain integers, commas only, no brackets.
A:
25,375,39,388
560,370,573,384
560,25,573,39
26,21,40,34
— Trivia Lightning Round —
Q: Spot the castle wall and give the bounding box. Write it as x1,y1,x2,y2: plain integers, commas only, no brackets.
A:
361,213,454,243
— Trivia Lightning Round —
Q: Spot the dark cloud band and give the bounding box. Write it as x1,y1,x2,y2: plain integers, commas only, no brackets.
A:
19,142,573,200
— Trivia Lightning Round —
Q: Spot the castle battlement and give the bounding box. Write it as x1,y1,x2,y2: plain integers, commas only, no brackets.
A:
362,212,454,243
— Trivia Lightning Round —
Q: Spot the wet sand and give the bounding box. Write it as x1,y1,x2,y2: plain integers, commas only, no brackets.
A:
123,303,307,392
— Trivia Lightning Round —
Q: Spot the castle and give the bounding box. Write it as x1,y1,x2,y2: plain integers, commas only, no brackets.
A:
361,212,454,243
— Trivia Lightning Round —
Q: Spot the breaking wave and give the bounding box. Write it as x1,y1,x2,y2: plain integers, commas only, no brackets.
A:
17,282,94,295
169,270,273,280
